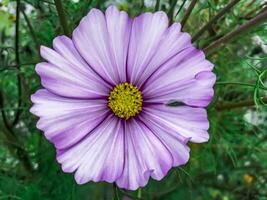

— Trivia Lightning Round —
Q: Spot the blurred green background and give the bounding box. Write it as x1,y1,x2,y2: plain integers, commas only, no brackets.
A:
0,0,267,199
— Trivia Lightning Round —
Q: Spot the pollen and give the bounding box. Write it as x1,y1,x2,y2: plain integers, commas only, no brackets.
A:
108,82,143,120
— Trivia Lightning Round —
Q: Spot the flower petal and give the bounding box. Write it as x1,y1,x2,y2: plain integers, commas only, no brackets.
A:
144,71,215,107
30,89,108,149
57,115,124,184
142,104,210,143
73,8,130,85
143,47,215,107
116,119,173,190
139,114,190,167
136,23,192,86
127,11,168,85
105,6,132,82
39,37,110,98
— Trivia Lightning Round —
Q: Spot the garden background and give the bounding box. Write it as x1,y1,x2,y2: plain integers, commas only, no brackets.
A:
0,0,267,199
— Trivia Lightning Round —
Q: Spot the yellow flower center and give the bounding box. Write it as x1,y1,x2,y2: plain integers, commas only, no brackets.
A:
108,82,143,120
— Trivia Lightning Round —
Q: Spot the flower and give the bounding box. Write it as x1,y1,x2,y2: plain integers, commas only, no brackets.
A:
30,5,215,190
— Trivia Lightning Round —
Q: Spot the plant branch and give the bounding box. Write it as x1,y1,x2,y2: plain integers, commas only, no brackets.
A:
54,0,69,36
242,2,267,19
0,91,15,137
181,0,197,29
155,0,160,11
192,0,241,42
216,97,267,111
0,90,34,173
12,0,23,127
15,0,21,68
216,81,267,90
175,0,187,18
168,0,178,24
119,189,143,200
21,6,40,55
204,9,267,55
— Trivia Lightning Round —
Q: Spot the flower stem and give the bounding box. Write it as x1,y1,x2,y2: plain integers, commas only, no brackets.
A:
113,184,120,200
137,188,142,198
204,9,267,55
216,97,267,111
119,189,143,200
181,0,197,29
54,0,70,36
192,0,241,42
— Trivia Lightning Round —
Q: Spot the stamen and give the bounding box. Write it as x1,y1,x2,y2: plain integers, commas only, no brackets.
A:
108,82,143,120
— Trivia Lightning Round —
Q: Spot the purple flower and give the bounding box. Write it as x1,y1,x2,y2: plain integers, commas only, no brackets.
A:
30,6,215,190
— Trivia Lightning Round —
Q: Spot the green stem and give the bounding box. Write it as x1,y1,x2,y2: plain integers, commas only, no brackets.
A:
175,0,187,18
12,0,23,127
216,81,267,90
119,189,143,200
0,90,34,173
168,0,178,24
181,0,197,29
204,9,267,55
192,0,241,42
155,0,160,11
113,184,120,200
216,97,267,111
21,7,40,55
54,0,70,36
137,188,142,199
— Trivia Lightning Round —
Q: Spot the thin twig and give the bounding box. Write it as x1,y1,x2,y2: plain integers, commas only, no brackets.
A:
192,0,241,42
216,81,267,90
168,0,178,24
0,91,34,173
181,0,197,29
54,0,69,36
242,2,267,19
204,9,267,55
175,0,187,18
12,0,23,127
21,7,40,55
155,0,160,11
0,91,15,136
216,97,267,111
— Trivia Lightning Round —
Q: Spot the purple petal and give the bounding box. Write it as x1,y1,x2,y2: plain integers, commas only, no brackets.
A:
127,11,168,85
30,89,108,149
73,8,131,85
142,41,212,89
105,6,132,82
116,118,173,190
144,71,215,107
136,23,192,86
38,37,110,98
142,47,215,107
57,115,124,184
139,114,190,167
142,104,210,143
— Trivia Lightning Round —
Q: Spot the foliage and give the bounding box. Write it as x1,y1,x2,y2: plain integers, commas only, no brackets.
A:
0,0,267,199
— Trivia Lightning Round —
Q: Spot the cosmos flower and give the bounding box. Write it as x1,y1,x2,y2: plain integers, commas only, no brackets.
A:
30,6,215,190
